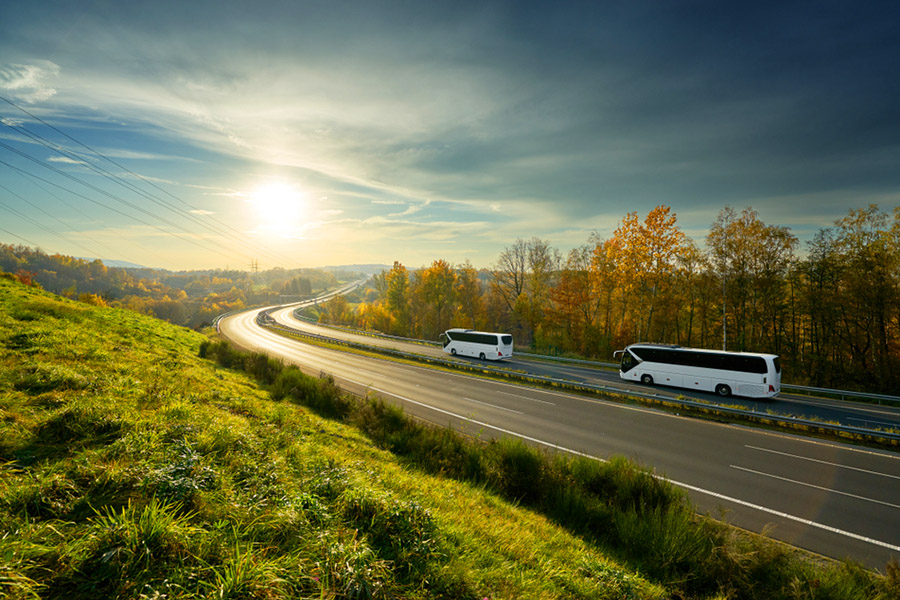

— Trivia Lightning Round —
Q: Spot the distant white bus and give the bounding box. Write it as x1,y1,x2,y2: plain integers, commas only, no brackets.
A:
440,329,514,361
615,343,781,399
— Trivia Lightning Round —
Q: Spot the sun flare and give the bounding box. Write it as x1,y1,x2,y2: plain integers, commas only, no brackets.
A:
249,181,305,236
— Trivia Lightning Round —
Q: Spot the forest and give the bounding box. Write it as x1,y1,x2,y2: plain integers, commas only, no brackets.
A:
0,243,345,329
322,204,900,393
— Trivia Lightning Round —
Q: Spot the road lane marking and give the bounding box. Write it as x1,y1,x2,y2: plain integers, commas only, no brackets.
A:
497,390,556,405
463,397,523,415
227,311,900,553
746,445,900,480
731,465,900,510
354,383,900,554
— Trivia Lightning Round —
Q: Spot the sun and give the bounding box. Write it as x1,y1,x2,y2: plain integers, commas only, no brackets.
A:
249,181,305,236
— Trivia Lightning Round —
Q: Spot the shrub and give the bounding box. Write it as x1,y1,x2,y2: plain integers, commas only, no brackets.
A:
271,367,351,419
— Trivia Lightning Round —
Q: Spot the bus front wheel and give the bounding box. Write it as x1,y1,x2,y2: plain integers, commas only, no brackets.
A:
450,348,457,356
715,384,731,397
640,374,653,385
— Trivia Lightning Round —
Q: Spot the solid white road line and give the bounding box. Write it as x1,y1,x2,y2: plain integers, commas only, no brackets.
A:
746,445,900,480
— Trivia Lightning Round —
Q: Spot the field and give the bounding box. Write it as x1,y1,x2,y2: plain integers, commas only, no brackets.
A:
1,275,897,599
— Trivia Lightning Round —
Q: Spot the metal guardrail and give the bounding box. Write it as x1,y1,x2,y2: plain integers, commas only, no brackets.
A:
284,313,900,406
779,384,900,405
253,313,900,444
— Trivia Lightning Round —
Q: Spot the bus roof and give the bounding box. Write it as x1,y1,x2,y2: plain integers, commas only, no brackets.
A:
446,328,510,336
626,343,778,359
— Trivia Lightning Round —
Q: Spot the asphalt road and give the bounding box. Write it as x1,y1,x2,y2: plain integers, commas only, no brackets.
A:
275,307,900,432
219,306,900,569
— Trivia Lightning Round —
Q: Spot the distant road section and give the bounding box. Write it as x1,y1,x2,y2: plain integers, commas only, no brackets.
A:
219,303,900,569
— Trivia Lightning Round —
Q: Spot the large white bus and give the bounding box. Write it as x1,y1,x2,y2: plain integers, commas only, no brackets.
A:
615,343,781,399
440,329,514,361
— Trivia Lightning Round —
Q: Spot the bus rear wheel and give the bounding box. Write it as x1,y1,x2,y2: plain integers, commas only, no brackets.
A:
479,352,486,360
715,384,732,397
640,374,653,385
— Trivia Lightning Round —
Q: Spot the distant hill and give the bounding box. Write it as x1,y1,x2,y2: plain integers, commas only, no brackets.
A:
319,263,391,276
77,257,150,269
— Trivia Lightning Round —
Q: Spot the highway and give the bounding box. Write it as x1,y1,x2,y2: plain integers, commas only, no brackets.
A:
219,304,900,570
274,306,900,432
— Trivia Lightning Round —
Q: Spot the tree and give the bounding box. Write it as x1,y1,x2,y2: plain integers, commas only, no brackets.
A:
454,260,483,329
829,205,900,390
417,259,457,338
707,207,797,352
607,206,687,343
491,237,559,346
385,261,411,335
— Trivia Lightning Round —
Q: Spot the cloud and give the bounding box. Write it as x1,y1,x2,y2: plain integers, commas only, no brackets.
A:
0,60,60,102
47,155,85,165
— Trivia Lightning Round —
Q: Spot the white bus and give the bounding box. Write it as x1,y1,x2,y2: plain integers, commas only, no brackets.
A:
615,343,781,399
440,329,514,361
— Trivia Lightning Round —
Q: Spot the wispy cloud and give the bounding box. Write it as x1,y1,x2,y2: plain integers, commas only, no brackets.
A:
0,60,59,102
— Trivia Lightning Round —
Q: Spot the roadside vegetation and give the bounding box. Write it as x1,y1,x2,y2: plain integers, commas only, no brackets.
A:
3,274,898,599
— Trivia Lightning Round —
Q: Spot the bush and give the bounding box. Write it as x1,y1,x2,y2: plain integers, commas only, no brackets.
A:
270,367,351,419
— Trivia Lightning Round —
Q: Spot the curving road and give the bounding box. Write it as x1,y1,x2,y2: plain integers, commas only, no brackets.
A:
274,306,900,432
219,304,900,569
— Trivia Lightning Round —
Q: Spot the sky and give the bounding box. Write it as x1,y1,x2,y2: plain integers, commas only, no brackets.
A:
0,0,898,271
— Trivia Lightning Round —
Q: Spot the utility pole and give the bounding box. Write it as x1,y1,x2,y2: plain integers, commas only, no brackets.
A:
249,259,259,274
721,226,728,352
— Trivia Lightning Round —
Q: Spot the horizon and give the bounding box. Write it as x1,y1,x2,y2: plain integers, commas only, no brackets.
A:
2,1,898,271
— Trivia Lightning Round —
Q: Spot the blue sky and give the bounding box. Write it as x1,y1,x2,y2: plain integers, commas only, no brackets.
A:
1,0,898,270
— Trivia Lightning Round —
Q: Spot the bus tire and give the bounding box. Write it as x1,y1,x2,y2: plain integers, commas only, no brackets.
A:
640,374,653,385
450,348,457,356
715,384,731,397
479,352,486,360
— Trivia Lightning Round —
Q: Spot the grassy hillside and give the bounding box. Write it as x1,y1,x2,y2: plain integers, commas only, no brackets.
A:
0,275,666,598
1,275,896,599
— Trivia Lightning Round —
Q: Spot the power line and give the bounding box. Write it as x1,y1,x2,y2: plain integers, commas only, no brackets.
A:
0,180,142,264
1,94,299,269
1,159,161,260
0,139,254,265
0,194,102,259
0,157,182,266
0,226,43,249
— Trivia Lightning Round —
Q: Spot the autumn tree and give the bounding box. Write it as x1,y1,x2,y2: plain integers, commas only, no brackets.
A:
415,259,458,339
549,240,608,355
707,207,797,352
384,261,411,335
606,206,687,343
454,260,484,329
491,237,559,345
813,205,900,390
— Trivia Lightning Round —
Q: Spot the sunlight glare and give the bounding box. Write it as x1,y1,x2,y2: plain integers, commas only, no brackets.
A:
249,181,305,236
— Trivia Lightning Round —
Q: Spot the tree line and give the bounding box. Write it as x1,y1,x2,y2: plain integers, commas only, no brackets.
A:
0,244,336,329
337,204,899,393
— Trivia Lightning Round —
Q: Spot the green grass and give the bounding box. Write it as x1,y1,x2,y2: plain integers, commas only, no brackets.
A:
1,274,898,599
